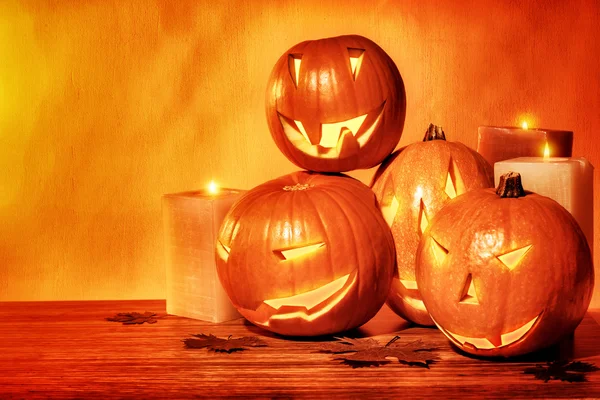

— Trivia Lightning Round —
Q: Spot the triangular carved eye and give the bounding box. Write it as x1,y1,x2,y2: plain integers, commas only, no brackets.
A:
400,279,418,290
380,194,399,227
431,237,448,265
288,53,302,88
216,240,231,262
274,242,325,261
445,157,464,199
459,273,479,304
347,48,365,80
497,245,532,271
418,199,429,235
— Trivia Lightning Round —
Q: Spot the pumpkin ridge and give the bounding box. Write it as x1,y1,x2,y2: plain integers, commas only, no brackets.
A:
222,189,278,307
305,185,365,331
318,187,360,273
329,182,382,261
316,187,371,326
259,190,290,304
301,185,336,289
503,195,557,334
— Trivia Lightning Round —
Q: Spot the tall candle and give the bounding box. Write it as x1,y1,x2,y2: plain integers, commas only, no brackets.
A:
162,184,244,322
477,126,573,166
494,157,594,254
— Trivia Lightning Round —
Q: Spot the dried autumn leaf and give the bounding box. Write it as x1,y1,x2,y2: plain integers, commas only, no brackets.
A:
183,333,268,353
523,360,599,382
316,336,438,368
106,311,159,325
316,337,380,353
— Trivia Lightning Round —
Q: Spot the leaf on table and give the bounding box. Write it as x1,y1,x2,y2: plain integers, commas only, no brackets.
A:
315,335,438,368
184,333,268,353
523,360,599,382
106,311,160,325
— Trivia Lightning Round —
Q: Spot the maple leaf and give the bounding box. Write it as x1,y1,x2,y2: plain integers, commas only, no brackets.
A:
183,333,268,353
316,336,438,368
523,360,599,382
105,311,160,325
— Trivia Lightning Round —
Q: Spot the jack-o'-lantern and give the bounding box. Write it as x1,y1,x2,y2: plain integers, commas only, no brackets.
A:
266,34,406,172
416,172,594,357
216,171,395,336
371,124,494,326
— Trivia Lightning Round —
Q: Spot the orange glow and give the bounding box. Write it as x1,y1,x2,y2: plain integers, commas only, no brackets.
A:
459,274,479,305
348,48,365,80
419,200,429,234
497,244,532,270
381,194,399,227
274,242,325,260
517,114,535,130
267,272,356,323
400,279,418,290
264,273,351,310
207,180,219,194
0,2,597,309
403,295,427,311
433,314,540,349
543,142,550,159
216,240,231,262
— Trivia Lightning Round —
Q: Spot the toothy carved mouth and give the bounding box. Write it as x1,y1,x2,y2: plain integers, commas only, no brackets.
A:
278,102,385,159
432,313,542,350
398,279,427,311
239,270,357,325
263,272,352,311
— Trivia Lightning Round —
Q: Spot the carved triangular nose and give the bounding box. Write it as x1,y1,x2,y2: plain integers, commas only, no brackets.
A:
459,273,479,305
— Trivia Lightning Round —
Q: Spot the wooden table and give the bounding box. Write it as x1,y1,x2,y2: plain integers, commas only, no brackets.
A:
0,300,599,399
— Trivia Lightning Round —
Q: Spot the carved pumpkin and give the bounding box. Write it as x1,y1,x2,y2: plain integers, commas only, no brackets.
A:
371,124,494,326
416,172,594,357
266,34,406,172
216,171,395,336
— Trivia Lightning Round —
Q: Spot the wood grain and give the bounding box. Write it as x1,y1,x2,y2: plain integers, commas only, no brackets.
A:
0,301,599,398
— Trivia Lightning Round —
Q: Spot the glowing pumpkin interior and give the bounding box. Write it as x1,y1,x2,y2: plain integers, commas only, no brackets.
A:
379,156,467,313
278,46,382,158
266,35,406,172
216,239,356,324
428,238,541,350
215,171,395,336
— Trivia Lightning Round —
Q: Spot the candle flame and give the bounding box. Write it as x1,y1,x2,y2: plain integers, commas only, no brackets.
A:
207,180,219,194
543,142,550,159
521,121,528,130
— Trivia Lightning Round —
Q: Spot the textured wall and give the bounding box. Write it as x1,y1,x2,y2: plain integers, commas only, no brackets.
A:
1,0,599,306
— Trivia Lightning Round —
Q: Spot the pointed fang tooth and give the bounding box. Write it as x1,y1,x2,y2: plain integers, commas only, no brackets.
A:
336,128,360,159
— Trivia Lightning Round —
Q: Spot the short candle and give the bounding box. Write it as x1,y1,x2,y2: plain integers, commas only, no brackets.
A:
162,182,244,322
494,156,594,254
477,125,573,167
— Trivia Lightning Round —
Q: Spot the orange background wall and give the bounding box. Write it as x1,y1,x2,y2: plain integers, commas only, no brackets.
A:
1,0,599,307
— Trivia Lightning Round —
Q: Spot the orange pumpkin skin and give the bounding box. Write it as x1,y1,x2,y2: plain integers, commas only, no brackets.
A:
415,185,594,357
371,135,494,326
216,171,395,336
266,35,406,172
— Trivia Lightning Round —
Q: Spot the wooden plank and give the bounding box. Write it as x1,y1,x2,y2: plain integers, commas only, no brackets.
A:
0,301,598,398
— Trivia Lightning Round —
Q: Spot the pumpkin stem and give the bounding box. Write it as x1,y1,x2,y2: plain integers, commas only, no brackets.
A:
423,124,446,141
496,172,526,198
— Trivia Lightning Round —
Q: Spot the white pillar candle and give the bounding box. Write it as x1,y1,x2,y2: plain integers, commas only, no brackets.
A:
494,157,594,255
162,183,244,322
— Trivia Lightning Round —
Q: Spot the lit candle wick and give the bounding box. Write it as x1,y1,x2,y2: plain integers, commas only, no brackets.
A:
521,121,528,130
543,142,550,160
207,180,219,194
